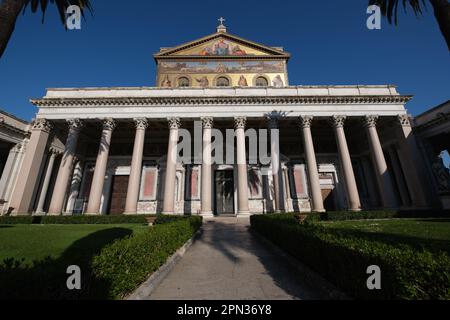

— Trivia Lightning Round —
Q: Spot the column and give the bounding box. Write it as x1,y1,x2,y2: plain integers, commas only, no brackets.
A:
86,119,116,215
48,119,83,215
331,116,361,211
35,148,60,214
299,116,325,212
363,115,396,208
235,117,250,215
3,142,26,204
361,157,380,207
9,119,52,215
200,117,214,217
124,118,148,214
66,160,83,213
387,146,411,206
0,144,20,200
162,118,180,214
395,114,428,207
268,117,284,213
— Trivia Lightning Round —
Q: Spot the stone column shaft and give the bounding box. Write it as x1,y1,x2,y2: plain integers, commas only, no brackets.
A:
124,118,148,214
331,116,361,211
49,119,83,215
4,143,26,204
66,160,83,213
36,150,58,214
387,146,411,206
86,119,116,215
0,145,19,200
235,117,250,215
361,157,380,207
364,115,396,208
9,119,52,215
269,117,283,212
162,118,180,214
200,117,213,217
396,115,428,207
300,116,325,212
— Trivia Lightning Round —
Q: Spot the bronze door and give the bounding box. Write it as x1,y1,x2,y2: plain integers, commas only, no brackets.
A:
215,170,235,215
108,175,129,215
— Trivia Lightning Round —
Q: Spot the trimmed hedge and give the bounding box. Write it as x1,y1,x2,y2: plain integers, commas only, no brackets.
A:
91,216,202,299
0,214,157,225
0,216,202,299
0,216,34,224
251,214,450,300
304,209,450,223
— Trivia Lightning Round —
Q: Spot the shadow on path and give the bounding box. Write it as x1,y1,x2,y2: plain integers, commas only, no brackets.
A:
149,217,324,300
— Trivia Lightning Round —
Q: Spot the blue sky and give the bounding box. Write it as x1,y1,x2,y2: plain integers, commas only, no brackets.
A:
0,0,449,122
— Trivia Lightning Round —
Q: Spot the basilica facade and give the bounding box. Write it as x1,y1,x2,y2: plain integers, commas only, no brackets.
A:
3,23,435,216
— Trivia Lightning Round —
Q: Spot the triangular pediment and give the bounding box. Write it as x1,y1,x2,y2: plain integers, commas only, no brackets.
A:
154,32,290,59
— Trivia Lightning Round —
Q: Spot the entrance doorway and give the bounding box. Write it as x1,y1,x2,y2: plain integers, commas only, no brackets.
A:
108,175,129,215
321,189,336,211
319,172,337,211
214,170,235,215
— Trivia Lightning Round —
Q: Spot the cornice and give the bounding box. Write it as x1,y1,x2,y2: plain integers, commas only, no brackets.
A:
0,121,29,136
31,95,412,108
413,111,450,132
156,55,288,61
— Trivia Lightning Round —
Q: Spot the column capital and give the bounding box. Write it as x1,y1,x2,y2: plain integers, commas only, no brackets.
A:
363,115,379,128
167,117,181,130
102,118,117,131
134,118,149,130
267,116,278,129
201,117,214,129
234,117,247,130
67,119,84,131
397,114,411,127
32,119,53,133
49,147,62,156
330,115,346,128
299,115,314,129
11,142,24,153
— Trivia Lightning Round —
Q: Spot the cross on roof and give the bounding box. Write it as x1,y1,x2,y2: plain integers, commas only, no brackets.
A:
218,17,226,26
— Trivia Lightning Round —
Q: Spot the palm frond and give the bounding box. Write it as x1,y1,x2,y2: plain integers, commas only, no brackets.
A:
368,0,427,25
22,0,93,24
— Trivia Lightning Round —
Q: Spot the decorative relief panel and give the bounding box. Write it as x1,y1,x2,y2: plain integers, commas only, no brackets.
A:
140,166,159,201
185,165,201,201
289,164,309,199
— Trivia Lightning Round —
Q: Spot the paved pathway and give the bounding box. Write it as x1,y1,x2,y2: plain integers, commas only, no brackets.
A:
147,217,324,300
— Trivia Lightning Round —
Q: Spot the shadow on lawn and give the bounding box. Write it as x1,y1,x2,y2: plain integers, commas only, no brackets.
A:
0,227,132,300
325,226,450,255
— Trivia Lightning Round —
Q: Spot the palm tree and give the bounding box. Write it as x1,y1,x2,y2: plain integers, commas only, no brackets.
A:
369,0,450,50
0,0,92,58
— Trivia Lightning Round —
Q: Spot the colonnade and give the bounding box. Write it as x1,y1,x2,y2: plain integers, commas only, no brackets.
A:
9,114,426,215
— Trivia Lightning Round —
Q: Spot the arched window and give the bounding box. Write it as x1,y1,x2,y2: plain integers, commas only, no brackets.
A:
216,77,230,87
255,76,269,87
177,77,190,87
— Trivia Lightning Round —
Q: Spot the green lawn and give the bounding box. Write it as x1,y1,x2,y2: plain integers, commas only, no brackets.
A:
0,224,148,264
319,218,450,254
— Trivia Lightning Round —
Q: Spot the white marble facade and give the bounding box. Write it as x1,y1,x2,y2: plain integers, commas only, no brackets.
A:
2,25,436,216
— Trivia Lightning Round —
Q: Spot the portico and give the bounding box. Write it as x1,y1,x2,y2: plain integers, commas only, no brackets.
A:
1,84,425,216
